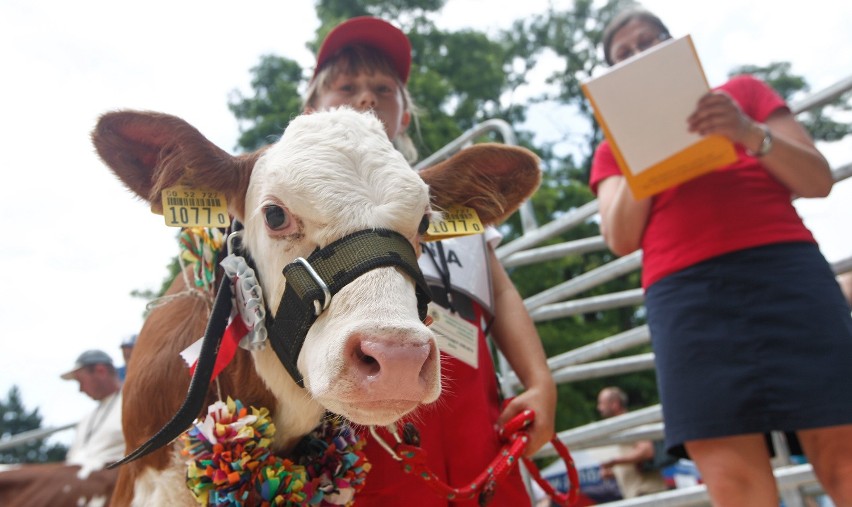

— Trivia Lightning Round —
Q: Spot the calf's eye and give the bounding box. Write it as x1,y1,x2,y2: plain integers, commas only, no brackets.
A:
264,205,289,230
418,215,431,235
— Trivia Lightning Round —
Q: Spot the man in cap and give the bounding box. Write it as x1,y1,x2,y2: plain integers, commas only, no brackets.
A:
0,350,125,504
60,349,125,477
117,334,137,381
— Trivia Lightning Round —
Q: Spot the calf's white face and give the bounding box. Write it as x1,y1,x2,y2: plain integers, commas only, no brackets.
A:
242,108,440,427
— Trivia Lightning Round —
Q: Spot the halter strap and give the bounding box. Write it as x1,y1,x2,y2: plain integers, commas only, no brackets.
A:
267,228,432,387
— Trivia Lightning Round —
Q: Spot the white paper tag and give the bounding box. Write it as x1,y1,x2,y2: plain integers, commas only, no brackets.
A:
428,303,478,368
179,337,204,368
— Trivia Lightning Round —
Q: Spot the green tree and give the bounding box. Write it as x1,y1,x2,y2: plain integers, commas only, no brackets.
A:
0,386,67,464
228,56,306,151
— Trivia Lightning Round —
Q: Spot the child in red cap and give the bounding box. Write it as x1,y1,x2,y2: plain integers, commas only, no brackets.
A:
304,17,556,507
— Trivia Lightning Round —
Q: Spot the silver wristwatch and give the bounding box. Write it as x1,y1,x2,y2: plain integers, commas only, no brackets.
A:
747,123,773,157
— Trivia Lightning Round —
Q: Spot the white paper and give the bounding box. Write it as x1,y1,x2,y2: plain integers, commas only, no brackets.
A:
583,35,709,175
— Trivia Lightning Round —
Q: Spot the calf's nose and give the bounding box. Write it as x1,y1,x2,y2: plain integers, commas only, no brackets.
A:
349,333,435,400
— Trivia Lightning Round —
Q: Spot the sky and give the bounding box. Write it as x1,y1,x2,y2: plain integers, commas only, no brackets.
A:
1,0,850,446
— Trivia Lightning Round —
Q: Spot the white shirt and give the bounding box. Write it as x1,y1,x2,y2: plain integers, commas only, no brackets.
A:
66,391,124,479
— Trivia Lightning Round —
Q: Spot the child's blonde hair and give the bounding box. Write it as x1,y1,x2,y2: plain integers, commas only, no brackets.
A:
304,44,419,164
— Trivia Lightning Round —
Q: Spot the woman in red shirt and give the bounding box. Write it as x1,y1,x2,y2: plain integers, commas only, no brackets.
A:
590,7,852,506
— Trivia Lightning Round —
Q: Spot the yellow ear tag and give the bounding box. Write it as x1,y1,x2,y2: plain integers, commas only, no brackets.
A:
422,205,484,242
160,186,231,228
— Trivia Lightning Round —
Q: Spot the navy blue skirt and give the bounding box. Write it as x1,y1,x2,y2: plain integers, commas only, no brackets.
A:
645,242,852,457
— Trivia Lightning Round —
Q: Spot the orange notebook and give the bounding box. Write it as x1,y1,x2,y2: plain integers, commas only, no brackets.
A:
582,35,737,199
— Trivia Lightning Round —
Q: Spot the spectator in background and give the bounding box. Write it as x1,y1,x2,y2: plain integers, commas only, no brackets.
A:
60,349,124,478
116,334,136,382
596,387,668,498
0,350,124,505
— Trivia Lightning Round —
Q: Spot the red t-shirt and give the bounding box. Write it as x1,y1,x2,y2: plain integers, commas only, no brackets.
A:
590,74,816,288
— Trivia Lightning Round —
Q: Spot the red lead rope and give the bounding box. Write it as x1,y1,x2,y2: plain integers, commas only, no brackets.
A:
369,409,579,506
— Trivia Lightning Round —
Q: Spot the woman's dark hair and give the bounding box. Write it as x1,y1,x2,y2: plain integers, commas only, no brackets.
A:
602,6,670,66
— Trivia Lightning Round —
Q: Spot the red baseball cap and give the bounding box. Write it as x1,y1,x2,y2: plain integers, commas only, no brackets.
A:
314,17,412,83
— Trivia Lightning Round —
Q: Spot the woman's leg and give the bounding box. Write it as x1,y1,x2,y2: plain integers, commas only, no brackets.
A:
798,424,852,507
685,433,779,507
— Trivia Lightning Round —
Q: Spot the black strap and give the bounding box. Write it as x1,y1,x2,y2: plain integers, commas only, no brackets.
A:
424,241,457,313
107,278,233,468
266,229,431,387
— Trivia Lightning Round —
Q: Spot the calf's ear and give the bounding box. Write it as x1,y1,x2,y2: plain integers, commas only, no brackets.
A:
419,144,541,225
91,110,263,220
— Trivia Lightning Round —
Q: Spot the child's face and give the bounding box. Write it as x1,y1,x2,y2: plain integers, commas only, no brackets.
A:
309,69,410,141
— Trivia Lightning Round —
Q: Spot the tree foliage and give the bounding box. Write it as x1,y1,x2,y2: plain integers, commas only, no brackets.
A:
228,56,306,151
0,386,67,464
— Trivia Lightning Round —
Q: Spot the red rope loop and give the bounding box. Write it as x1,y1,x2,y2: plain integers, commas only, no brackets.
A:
373,409,579,506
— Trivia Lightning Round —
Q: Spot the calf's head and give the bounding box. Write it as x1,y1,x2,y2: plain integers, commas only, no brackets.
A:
92,107,540,431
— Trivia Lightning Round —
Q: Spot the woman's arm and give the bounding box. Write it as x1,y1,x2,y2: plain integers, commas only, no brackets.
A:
596,175,653,256
487,247,557,457
688,91,833,197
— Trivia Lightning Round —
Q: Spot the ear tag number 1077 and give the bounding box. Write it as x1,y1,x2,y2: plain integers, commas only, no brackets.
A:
160,186,231,228
422,205,484,242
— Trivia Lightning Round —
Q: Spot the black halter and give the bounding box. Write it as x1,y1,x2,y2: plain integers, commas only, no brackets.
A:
109,227,431,468
268,228,432,387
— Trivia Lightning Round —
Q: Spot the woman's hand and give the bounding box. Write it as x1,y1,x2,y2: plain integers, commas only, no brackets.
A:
687,91,755,145
687,90,833,197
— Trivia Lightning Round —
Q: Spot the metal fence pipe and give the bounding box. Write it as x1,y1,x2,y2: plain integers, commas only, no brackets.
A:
562,464,818,507
593,483,712,507
502,236,608,268
551,353,656,384
831,161,852,183
0,423,75,452
525,252,642,311
534,406,662,459
570,422,664,451
772,464,820,491
530,289,645,322
413,119,517,170
549,325,650,369
496,200,600,258
790,75,852,114
832,255,852,275
413,119,539,232
504,331,652,387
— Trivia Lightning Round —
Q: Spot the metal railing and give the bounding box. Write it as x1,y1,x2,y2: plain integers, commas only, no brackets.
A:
0,423,75,452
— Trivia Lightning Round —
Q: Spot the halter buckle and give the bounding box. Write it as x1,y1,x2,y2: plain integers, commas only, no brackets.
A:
292,257,332,316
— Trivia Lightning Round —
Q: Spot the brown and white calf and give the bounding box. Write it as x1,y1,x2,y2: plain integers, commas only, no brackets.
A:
92,107,541,506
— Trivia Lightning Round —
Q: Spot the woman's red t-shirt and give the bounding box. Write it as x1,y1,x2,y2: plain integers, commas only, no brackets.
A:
590,75,816,288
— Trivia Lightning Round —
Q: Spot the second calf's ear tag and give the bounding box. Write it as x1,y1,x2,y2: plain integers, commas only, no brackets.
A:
422,205,483,242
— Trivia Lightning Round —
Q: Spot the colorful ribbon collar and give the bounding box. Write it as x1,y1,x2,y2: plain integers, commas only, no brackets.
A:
182,398,370,506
